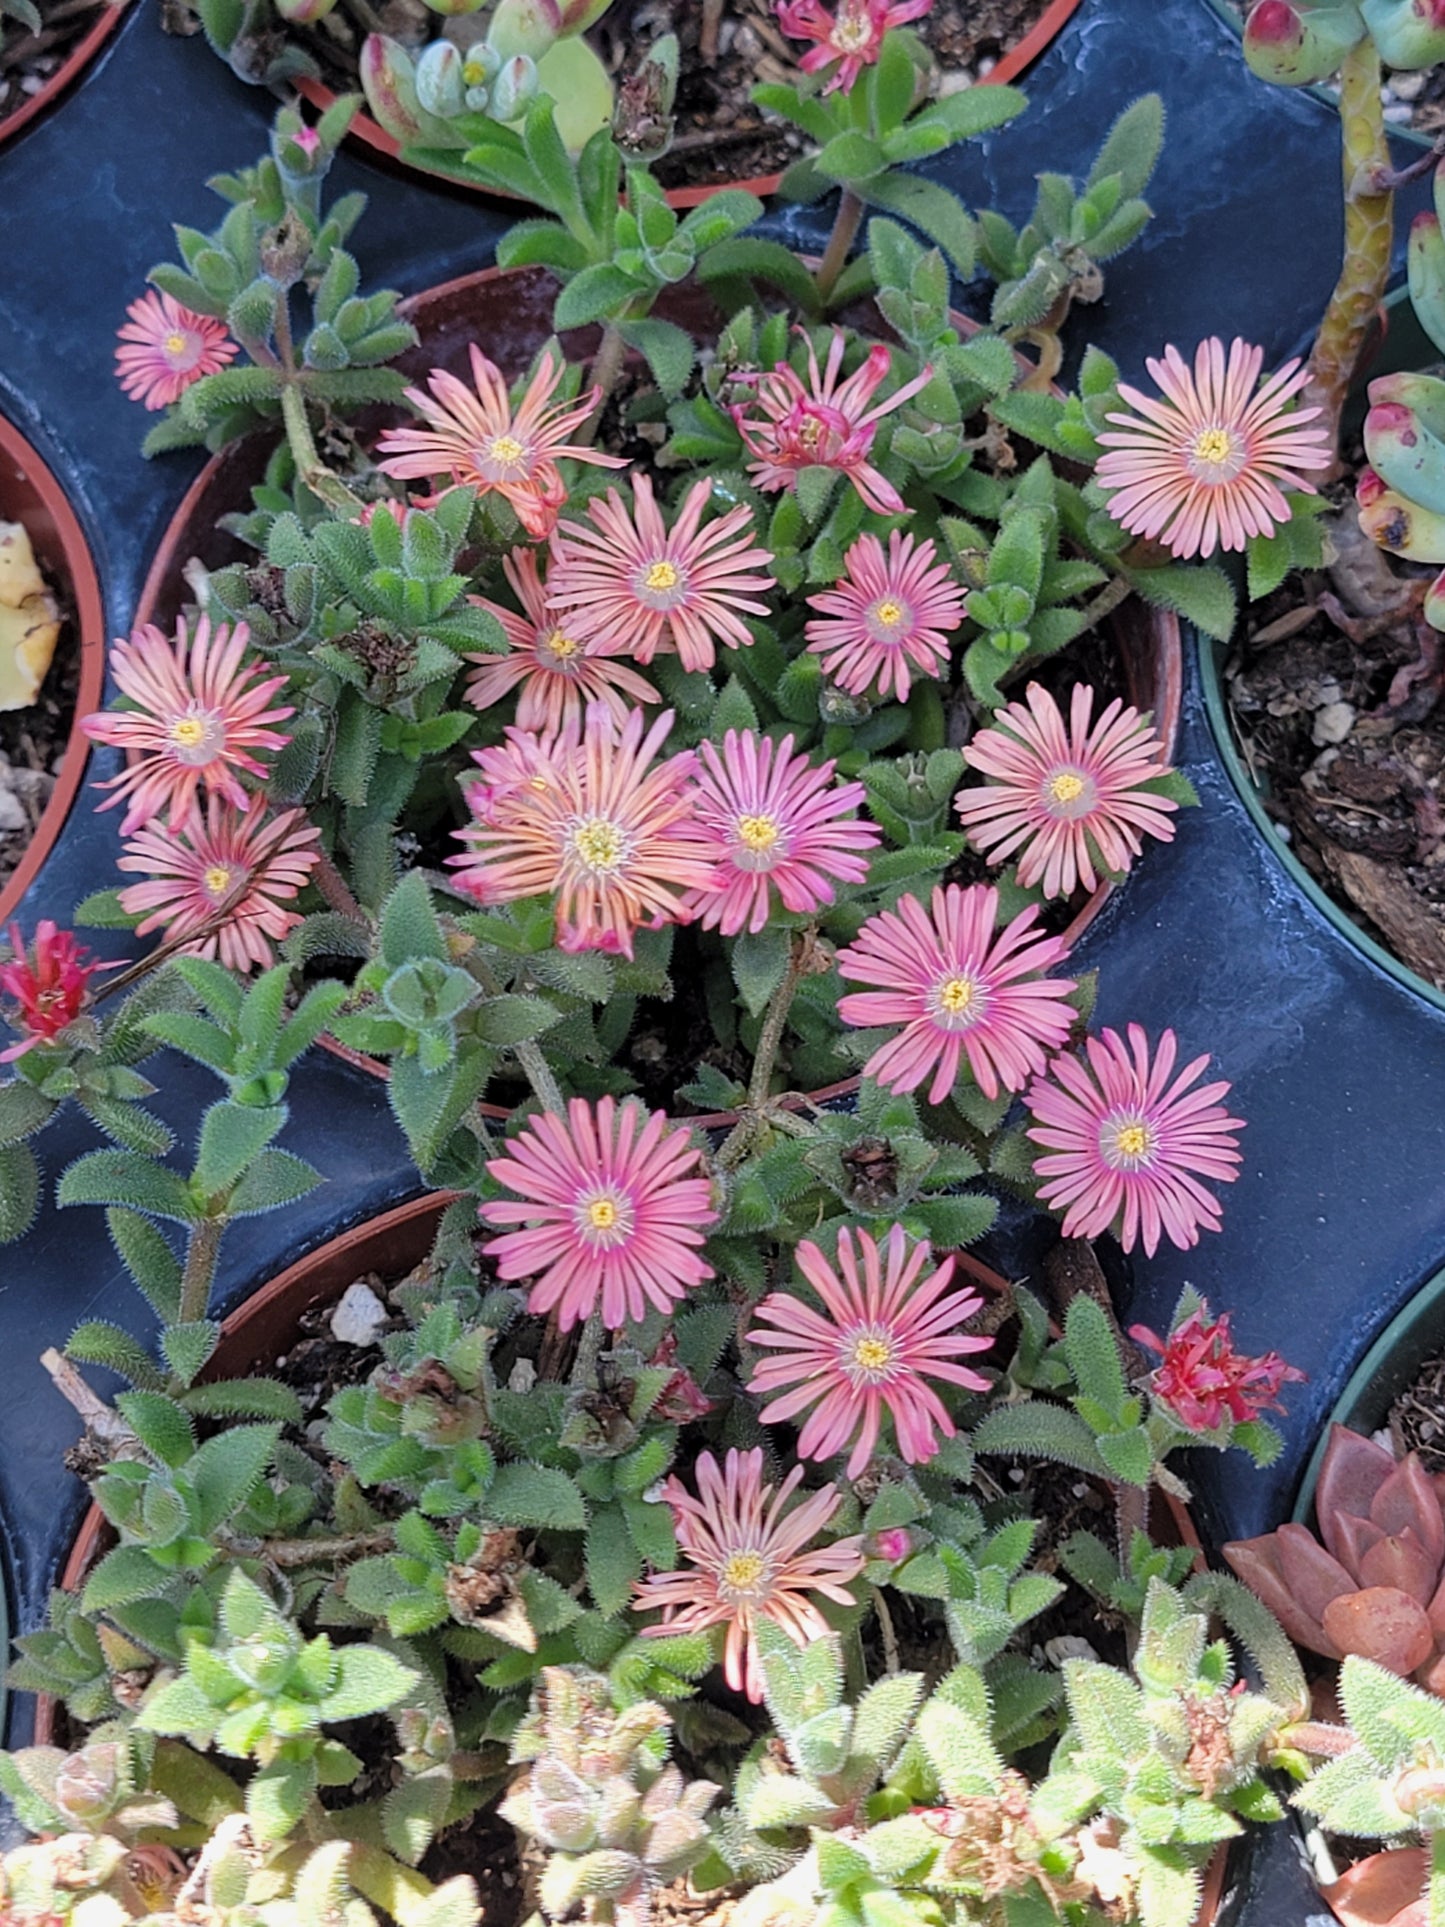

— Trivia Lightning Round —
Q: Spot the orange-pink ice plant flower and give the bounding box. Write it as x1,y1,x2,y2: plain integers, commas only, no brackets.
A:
376,344,625,539
114,291,237,411
1094,337,1331,559
634,1446,866,1703
748,1224,992,1478
805,530,966,704
776,0,934,93
81,617,294,834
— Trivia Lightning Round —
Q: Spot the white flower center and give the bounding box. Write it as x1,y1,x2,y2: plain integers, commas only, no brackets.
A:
928,972,987,1031
569,815,630,875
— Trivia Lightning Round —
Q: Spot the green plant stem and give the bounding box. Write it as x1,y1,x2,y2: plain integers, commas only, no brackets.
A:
1274,1719,1355,1759
569,1311,606,1389
749,927,814,1112
178,1216,226,1328
279,383,367,516
581,321,629,443
470,956,567,1116
232,1527,396,1569
1075,572,1134,637
815,188,864,305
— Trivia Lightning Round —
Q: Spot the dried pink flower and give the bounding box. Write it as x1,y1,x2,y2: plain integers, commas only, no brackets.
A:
748,1223,992,1478
836,883,1076,1106
545,475,775,672
954,682,1178,901
684,729,879,936
634,1447,866,1702
804,530,965,703
116,797,321,974
776,0,934,92
466,547,657,734
480,1095,717,1331
114,292,238,411
80,617,294,834
1094,337,1331,559
732,332,931,516
375,344,625,539
1025,1024,1245,1256
0,923,99,1061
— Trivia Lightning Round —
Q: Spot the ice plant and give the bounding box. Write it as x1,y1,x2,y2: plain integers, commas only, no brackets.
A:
1025,1023,1244,1256
747,1223,992,1477
465,547,656,733
114,291,238,411
80,617,294,834
954,682,1179,901
1131,1304,1304,1434
775,0,934,93
633,1447,866,1702
375,344,625,539
1225,1425,1445,1689
835,883,1077,1107
448,704,716,957
1094,337,1331,558
684,729,879,936
0,922,99,1061
804,530,966,703
115,797,321,974
479,1095,718,1331
545,475,776,673
732,332,931,516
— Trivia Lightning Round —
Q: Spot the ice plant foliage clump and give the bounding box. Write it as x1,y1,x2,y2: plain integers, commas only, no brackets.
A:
114,290,238,411
1094,337,1331,558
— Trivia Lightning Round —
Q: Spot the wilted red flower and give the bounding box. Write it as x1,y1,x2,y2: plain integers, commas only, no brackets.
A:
0,922,99,1060
375,344,625,539
80,616,294,834
805,529,965,704
732,332,931,516
114,291,238,411
1130,1305,1303,1433
634,1447,866,1702
776,0,934,92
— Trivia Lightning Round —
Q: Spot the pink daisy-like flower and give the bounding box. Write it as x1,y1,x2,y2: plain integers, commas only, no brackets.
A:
546,475,776,673
805,530,965,703
80,617,294,835
375,344,626,540
1094,337,1332,560
114,291,238,412
1130,1304,1303,1435
466,548,657,734
732,332,931,517
836,883,1076,1107
479,1095,717,1332
1025,1024,1245,1256
748,1223,992,1479
684,729,880,936
776,0,933,94
633,1447,866,1703
955,682,1178,901
116,797,321,975
448,704,716,958
0,922,99,1061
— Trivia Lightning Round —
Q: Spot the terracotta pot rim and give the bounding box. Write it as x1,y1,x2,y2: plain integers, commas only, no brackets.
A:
0,0,129,152
296,0,1083,210
0,413,107,926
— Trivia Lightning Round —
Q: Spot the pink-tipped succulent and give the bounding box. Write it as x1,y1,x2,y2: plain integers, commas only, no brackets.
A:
1225,1426,1445,1691
775,0,934,94
0,923,99,1060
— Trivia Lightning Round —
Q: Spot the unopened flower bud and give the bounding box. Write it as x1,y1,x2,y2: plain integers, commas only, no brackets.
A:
460,40,501,107
869,1527,914,1564
1242,0,1363,85
416,39,468,116
361,34,429,144
489,52,539,121
55,1748,119,1822
1361,0,1445,70
260,208,313,287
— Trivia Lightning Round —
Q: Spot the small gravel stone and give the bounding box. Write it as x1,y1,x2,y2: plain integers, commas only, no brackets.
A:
1044,1635,1099,1666
1312,701,1356,746
0,790,25,833
330,1280,388,1345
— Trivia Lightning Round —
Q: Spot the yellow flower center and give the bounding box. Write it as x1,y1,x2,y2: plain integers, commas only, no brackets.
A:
462,56,487,84
1192,426,1234,466
1114,1123,1150,1159
1102,1117,1157,1170
936,976,975,1014
644,560,680,593
203,866,233,898
1048,771,1086,805
720,1550,767,1594
737,814,780,851
832,6,873,50
489,434,525,466
543,628,579,660
874,599,905,628
164,331,188,358
587,1197,618,1230
571,816,626,873
854,1335,892,1372
170,717,207,748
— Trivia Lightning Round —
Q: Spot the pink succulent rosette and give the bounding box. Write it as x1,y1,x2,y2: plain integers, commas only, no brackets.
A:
1130,1304,1304,1434
732,332,931,516
116,796,321,974
684,728,879,936
633,1446,866,1702
0,923,99,1061
465,547,656,735
376,343,625,540
114,291,238,411
81,616,294,835
775,0,934,92
448,704,717,958
1094,336,1332,559
836,882,1077,1107
804,530,966,704
748,1223,992,1478
1025,1023,1244,1256
954,682,1178,902
480,1094,717,1332
545,475,775,673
